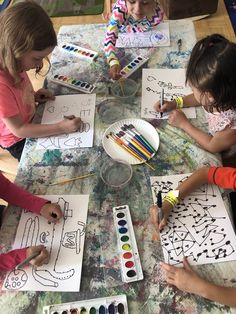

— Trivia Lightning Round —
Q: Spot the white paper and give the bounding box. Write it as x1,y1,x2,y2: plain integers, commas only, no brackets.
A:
150,174,236,266
116,22,170,48
3,194,89,291
36,94,96,150
141,68,196,119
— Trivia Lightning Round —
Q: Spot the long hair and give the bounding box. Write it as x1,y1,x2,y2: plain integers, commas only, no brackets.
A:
0,1,57,85
186,34,236,112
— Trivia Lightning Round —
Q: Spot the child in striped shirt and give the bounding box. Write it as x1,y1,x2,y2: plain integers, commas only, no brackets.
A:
104,0,163,80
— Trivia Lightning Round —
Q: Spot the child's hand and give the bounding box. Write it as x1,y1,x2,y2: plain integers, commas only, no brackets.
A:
40,203,63,223
168,109,189,129
35,88,55,103
109,64,121,80
26,245,49,267
60,116,83,133
160,257,206,295
154,100,176,114
159,200,173,231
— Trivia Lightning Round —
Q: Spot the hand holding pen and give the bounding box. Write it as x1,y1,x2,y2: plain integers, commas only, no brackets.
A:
153,98,177,115
16,245,49,269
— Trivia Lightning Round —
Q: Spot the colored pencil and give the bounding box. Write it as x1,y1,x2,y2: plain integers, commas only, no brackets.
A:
49,173,95,186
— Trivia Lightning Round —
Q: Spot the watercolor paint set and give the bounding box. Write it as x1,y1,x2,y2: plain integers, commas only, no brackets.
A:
43,294,128,314
50,74,96,94
113,205,143,283
120,56,149,78
60,43,98,61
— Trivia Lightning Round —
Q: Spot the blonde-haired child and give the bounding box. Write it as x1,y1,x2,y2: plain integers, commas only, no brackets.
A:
104,0,163,80
0,1,82,161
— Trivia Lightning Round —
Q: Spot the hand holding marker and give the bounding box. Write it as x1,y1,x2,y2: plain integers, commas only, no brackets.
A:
157,190,163,223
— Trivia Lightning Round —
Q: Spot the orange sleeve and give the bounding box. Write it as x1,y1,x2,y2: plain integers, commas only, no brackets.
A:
208,167,236,189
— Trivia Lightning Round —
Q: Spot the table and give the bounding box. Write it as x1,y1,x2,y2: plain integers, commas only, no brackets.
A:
0,21,236,314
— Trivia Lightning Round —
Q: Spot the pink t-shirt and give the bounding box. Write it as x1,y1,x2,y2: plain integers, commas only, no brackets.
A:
0,70,35,147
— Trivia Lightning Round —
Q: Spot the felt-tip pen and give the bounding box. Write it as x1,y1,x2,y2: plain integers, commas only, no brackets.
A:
160,88,164,118
157,190,163,223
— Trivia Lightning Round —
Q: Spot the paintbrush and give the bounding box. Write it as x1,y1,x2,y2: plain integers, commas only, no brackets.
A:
128,124,156,153
118,78,125,96
49,173,95,186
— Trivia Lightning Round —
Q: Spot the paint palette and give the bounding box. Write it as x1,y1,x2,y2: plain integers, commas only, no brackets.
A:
120,56,149,78
43,295,128,314
113,205,143,283
60,43,98,61
50,74,96,94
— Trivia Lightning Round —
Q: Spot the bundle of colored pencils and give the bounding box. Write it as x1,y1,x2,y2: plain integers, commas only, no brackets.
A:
106,124,156,170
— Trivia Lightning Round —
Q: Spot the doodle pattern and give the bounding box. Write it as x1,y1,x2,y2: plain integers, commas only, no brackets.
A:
36,94,96,150
150,174,236,266
3,195,89,291
141,68,196,119
116,23,170,48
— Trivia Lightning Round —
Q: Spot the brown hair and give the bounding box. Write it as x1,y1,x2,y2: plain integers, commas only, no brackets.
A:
0,1,57,85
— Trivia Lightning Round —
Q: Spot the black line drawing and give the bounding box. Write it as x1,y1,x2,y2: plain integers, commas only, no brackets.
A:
37,95,95,150
4,196,87,290
150,175,236,266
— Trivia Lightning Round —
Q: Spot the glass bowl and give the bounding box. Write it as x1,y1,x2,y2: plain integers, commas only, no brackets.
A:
100,158,133,189
97,98,124,124
111,78,139,102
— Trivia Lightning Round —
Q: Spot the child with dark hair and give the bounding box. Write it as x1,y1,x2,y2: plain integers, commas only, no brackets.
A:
155,34,236,163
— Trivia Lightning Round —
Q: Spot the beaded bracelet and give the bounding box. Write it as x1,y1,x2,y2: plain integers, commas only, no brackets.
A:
175,96,184,109
164,190,179,207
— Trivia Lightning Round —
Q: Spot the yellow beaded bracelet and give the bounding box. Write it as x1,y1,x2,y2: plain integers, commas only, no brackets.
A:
164,190,179,207
175,96,184,109
109,59,120,67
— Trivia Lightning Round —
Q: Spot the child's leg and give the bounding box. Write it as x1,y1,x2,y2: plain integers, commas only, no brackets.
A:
5,139,26,162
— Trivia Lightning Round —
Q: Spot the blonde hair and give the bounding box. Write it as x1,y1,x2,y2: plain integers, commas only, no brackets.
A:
0,1,57,85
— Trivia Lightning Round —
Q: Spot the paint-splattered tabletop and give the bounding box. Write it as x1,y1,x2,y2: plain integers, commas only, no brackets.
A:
0,21,236,314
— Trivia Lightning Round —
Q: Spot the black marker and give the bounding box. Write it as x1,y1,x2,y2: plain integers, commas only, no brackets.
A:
157,190,163,222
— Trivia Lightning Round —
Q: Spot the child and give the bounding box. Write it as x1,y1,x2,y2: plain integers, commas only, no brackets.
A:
157,166,236,307
0,2,82,161
104,0,163,80
154,34,236,164
0,171,63,271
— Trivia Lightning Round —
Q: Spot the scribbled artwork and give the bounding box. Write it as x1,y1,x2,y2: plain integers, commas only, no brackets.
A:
141,68,196,119
116,22,170,48
150,174,236,266
3,195,89,291
36,94,96,150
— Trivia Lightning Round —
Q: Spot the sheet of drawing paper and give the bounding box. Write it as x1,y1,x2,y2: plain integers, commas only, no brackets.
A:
116,22,170,48
3,194,89,291
36,94,96,150
141,68,196,119
150,174,236,266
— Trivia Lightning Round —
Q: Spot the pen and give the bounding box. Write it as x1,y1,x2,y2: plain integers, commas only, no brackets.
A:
157,190,163,222
15,251,41,270
160,88,164,118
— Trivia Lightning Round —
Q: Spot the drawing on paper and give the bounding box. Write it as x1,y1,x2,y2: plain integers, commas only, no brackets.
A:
141,68,196,119
3,195,89,291
150,174,236,266
116,22,170,48
36,94,96,150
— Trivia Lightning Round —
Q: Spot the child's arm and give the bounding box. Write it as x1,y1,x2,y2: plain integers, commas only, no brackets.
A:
160,257,236,308
2,114,82,139
159,166,209,230
0,245,48,271
104,1,125,80
168,111,236,153
0,172,62,223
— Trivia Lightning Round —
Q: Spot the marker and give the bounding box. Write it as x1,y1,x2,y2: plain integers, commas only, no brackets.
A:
15,251,41,270
157,191,163,223
160,88,164,118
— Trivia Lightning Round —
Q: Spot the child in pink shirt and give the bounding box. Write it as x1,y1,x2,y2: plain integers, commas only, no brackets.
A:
0,172,63,271
0,2,83,161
